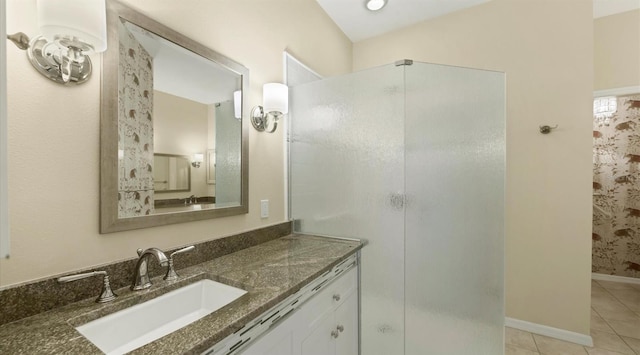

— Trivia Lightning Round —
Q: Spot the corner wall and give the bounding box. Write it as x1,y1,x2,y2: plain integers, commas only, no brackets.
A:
353,0,594,335
0,0,351,286
595,10,640,91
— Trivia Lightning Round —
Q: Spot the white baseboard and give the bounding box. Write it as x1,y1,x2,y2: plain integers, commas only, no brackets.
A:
592,273,640,285
505,317,593,347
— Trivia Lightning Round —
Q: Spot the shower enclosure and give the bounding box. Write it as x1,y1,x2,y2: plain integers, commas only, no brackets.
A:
289,60,505,354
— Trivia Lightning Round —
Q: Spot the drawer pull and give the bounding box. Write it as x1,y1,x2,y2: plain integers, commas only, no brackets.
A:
337,325,344,333
333,294,341,301
331,330,340,339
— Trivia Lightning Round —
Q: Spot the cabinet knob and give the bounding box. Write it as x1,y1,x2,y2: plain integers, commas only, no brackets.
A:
337,325,344,333
331,329,340,338
333,294,341,301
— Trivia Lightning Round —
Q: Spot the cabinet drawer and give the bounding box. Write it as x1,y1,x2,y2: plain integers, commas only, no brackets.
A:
298,266,357,328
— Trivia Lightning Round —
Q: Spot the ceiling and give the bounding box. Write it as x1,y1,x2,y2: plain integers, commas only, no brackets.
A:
315,0,491,42
316,0,640,43
125,21,239,105
593,0,640,18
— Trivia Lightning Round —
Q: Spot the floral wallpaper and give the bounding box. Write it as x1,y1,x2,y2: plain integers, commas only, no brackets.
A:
593,94,640,277
117,21,155,217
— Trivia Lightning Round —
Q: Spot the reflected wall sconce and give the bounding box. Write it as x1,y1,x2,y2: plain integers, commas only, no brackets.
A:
233,90,242,120
251,83,288,133
6,0,107,85
191,153,204,168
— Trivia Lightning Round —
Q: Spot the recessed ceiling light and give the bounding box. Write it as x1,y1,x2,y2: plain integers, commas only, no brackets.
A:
366,0,386,11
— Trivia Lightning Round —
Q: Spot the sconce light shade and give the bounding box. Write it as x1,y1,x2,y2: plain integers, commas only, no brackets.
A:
251,83,289,133
233,90,242,120
38,0,107,53
192,153,204,168
263,83,288,115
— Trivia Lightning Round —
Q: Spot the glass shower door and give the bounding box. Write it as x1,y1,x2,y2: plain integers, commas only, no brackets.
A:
289,63,406,355
289,61,505,354
403,63,505,354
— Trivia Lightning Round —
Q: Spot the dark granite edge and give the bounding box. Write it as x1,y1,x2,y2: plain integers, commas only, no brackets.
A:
0,221,292,326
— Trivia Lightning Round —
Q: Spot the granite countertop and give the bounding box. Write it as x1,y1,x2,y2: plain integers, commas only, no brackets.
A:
0,234,362,354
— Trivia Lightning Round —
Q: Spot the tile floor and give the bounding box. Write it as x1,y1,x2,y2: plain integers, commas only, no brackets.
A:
506,279,640,355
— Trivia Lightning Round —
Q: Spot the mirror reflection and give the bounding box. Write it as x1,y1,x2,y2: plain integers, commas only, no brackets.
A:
153,154,190,192
117,19,242,218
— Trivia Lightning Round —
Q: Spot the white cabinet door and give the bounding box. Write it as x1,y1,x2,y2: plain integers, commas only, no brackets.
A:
241,330,294,355
299,310,336,355
335,292,358,355
298,278,359,355
241,314,298,355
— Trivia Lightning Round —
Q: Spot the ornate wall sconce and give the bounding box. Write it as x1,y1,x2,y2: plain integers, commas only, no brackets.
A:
7,0,107,85
191,153,204,168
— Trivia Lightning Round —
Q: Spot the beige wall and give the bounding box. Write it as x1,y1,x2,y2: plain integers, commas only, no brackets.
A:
354,0,594,335
154,90,209,199
1,0,351,286
595,9,640,90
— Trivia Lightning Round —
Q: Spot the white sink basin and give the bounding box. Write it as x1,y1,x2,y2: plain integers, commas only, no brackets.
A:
76,279,247,355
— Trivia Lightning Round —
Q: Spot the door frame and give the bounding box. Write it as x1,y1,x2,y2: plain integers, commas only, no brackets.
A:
594,86,640,97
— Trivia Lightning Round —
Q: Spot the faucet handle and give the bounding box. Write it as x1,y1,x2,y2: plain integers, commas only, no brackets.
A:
164,246,195,281
57,271,118,303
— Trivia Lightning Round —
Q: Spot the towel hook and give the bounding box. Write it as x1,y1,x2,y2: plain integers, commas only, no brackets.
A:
539,125,558,134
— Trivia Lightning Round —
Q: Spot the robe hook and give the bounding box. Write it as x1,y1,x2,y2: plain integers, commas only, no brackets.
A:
539,125,558,134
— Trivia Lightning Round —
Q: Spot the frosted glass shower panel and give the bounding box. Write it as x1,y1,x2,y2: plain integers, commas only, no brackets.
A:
215,101,242,207
404,64,505,354
290,64,406,355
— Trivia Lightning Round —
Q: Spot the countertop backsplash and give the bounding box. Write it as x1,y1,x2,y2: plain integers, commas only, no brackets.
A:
0,221,292,326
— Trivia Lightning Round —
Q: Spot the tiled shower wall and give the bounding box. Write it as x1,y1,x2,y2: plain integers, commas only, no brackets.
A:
117,21,154,217
593,94,640,277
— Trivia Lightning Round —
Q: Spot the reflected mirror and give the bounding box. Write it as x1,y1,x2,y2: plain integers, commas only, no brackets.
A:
101,1,248,233
153,154,190,192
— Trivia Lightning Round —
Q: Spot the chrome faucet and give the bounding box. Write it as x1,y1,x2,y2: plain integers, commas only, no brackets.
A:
184,195,197,205
131,247,169,291
58,270,117,303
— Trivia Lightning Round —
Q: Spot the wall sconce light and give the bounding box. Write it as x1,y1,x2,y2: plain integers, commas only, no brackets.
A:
6,0,107,85
233,90,242,120
251,83,288,133
191,153,204,168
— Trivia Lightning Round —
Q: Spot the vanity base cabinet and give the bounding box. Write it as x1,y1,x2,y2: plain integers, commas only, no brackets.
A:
240,320,295,355
240,266,358,355
298,291,358,355
334,292,358,355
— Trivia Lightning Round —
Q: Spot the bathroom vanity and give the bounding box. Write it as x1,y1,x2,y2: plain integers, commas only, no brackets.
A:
227,260,358,355
0,234,362,354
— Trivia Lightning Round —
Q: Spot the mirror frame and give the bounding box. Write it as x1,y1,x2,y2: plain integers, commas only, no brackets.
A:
0,0,9,257
100,0,249,233
153,153,191,193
